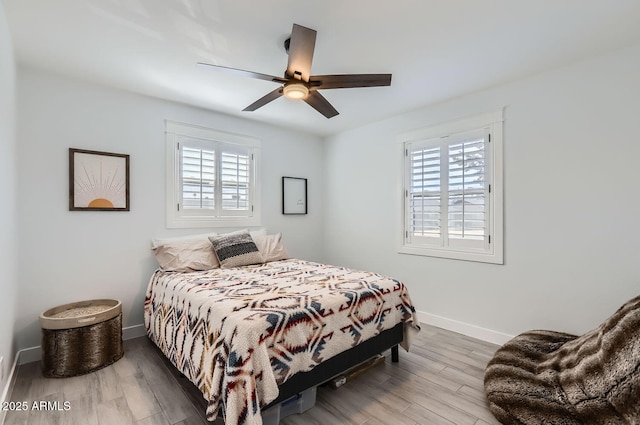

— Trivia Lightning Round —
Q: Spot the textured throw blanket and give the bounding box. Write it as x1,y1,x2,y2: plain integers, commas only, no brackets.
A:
144,259,420,425
484,295,640,424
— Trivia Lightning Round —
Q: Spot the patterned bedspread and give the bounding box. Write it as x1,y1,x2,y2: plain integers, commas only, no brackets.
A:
144,259,420,425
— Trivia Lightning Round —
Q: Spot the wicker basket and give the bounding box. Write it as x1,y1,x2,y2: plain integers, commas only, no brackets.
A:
40,299,124,378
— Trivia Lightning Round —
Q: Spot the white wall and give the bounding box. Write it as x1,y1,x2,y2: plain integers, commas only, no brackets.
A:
0,0,17,403
13,40,640,355
324,43,640,341
15,67,324,349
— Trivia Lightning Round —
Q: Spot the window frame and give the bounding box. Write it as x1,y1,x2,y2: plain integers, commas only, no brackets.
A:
165,121,261,229
398,110,504,264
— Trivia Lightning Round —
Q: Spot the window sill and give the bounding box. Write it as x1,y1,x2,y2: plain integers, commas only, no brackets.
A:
398,245,503,265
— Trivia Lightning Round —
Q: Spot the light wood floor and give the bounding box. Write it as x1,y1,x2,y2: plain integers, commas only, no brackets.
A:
5,324,501,425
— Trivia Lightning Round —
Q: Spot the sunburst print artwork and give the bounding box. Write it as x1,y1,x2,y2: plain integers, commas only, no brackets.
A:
69,148,130,211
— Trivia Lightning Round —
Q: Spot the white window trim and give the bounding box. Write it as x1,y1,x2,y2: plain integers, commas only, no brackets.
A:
397,110,504,264
165,121,261,229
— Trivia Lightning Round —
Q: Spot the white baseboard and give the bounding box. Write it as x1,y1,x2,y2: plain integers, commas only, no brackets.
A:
15,324,147,366
417,310,514,346
122,324,146,340
13,317,509,366
10,315,510,363
16,346,40,365
0,353,20,425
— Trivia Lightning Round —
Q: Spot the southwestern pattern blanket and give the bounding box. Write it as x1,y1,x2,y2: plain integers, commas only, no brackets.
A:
144,259,420,425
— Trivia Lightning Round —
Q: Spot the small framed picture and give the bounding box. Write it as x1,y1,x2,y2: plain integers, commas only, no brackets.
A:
282,176,307,215
69,148,130,211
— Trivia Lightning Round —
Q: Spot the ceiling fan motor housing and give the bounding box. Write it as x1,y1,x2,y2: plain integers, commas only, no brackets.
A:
283,80,309,99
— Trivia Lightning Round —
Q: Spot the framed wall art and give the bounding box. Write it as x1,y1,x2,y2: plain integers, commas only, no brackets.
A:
69,148,130,211
282,176,307,215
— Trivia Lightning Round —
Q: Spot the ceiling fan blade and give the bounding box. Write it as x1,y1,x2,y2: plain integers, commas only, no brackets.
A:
303,91,339,118
243,87,284,111
197,62,288,84
309,74,392,89
286,24,316,82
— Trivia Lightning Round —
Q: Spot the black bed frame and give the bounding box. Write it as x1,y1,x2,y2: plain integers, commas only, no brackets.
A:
152,322,403,421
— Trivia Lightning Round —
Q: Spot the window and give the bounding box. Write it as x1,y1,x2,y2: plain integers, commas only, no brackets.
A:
165,121,260,228
399,110,503,264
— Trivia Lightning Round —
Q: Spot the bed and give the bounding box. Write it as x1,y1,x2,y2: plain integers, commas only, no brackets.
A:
144,230,420,425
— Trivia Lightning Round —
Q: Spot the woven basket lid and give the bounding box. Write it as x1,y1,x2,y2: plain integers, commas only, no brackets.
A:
40,299,121,330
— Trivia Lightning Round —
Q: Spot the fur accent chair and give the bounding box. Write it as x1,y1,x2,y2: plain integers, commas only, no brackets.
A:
484,295,640,424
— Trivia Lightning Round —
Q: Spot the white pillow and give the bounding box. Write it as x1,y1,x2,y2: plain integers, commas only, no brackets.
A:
253,233,289,263
152,232,219,272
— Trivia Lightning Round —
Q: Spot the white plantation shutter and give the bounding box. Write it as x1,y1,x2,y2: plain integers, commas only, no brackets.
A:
407,129,489,249
181,142,215,211
220,147,251,215
409,145,442,241
400,110,503,264
166,121,260,228
447,131,488,249
178,138,254,217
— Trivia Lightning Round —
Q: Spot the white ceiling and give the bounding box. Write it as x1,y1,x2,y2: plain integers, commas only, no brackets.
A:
5,0,640,136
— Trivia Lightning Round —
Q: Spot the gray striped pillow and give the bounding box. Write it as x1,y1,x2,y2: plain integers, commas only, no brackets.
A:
208,229,263,268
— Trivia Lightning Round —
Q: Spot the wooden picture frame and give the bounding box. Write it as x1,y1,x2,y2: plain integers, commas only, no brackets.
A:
282,176,307,215
69,148,130,211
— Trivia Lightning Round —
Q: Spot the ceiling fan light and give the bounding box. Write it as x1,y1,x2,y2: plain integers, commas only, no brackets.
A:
283,83,309,100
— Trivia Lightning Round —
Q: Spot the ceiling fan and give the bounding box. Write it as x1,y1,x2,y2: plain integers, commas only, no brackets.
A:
197,23,392,119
